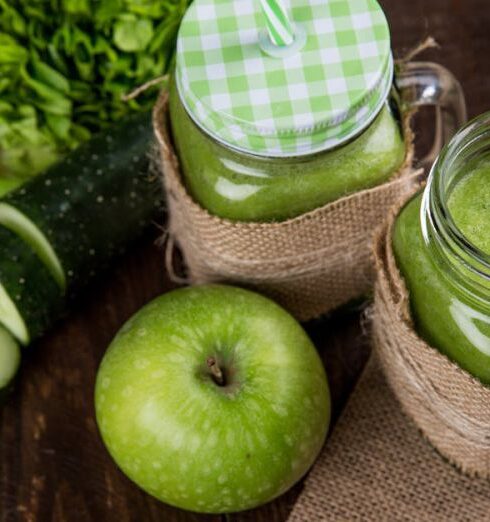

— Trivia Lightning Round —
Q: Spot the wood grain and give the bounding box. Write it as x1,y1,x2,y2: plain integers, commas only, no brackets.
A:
1,1,488,521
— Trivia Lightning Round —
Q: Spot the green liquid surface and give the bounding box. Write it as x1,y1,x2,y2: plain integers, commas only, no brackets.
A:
448,162,490,254
393,164,490,384
170,81,405,222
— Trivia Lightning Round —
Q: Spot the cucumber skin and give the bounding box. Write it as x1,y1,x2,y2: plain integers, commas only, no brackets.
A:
0,227,65,343
3,111,163,297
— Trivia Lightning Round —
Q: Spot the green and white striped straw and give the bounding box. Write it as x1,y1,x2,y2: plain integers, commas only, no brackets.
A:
259,0,295,47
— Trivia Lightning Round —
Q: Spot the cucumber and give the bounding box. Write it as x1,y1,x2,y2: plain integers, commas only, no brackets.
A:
0,324,21,393
0,203,65,289
2,111,162,297
0,227,64,344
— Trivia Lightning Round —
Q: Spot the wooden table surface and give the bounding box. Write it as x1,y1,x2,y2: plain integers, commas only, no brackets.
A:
1,1,488,521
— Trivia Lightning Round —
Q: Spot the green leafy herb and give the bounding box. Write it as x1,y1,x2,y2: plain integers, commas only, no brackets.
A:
0,0,189,180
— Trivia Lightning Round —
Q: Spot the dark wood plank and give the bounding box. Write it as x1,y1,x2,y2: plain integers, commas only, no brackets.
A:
1,1,487,521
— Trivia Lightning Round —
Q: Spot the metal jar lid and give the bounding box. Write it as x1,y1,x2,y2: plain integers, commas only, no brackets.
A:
175,0,393,157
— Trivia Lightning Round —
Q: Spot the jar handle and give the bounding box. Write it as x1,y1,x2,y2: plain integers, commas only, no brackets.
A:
395,61,467,170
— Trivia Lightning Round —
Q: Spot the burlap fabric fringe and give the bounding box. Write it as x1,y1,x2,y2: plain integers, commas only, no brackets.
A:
153,92,422,321
288,356,490,522
372,196,490,479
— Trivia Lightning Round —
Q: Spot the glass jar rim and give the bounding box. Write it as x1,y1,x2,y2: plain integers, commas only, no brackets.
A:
172,75,397,163
176,58,394,159
422,112,490,301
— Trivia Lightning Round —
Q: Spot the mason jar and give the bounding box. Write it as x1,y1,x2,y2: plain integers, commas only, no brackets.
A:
393,113,490,384
169,0,466,222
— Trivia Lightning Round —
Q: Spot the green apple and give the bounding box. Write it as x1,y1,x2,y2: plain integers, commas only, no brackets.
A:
95,285,330,514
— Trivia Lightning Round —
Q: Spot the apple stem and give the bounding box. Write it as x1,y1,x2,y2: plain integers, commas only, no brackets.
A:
207,357,225,386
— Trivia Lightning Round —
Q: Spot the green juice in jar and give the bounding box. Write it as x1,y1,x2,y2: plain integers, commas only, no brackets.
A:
448,164,490,254
393,118,490,384
170,81,405,222
169,0,408,223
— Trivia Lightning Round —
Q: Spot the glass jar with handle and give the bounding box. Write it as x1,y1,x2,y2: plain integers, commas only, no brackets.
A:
156,0,467,320
169,0,466,222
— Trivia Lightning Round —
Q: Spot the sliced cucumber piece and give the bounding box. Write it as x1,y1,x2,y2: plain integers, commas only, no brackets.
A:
0,202,65,290
0,277,28,344
0,324,21,391
0,227,64,344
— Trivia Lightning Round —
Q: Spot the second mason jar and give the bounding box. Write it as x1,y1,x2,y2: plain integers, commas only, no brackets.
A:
393,113,490,384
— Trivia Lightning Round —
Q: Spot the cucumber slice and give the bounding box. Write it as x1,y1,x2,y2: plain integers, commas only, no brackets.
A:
2,111,161,296
0,227,64,344
0,202,65,290
0,276,28,344
0,324,21,391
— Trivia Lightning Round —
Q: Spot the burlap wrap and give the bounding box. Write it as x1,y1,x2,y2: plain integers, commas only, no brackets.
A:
372,199,490,479
288,357,490,522
153,92,422,321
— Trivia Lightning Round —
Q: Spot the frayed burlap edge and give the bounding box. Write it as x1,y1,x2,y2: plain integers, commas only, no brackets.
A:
287,355,490,522
153,92,422,321
372,195,490,479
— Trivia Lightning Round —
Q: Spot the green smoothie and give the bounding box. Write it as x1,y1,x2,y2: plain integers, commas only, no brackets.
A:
170,81,405,222
448,161,490,254
393,163,490,384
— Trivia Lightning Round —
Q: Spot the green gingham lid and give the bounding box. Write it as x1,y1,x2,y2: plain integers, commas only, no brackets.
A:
175,0,393,157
